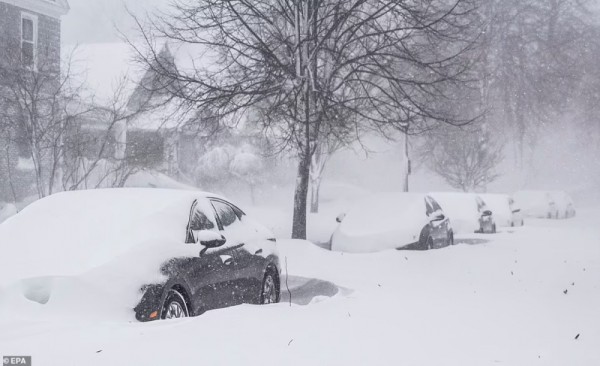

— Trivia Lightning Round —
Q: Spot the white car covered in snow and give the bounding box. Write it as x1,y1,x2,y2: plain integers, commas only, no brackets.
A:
549,191,576,219
430,192,496,234
330,193,454,252
513,190,560,219
0,189,281,321
479,194,524,227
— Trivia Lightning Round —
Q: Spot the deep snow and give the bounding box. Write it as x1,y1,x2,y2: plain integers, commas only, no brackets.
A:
0,203,598,365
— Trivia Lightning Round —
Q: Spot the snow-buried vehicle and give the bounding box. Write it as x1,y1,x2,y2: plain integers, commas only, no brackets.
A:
0,189,280,321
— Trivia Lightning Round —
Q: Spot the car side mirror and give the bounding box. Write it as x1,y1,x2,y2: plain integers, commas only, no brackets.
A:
482,210,492,216
195,230,227,248
336,213,346,223
430,213,445,222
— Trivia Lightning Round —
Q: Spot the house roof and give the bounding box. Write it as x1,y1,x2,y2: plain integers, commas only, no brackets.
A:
2,0,70,17
66,42,145,105
67,41,217,131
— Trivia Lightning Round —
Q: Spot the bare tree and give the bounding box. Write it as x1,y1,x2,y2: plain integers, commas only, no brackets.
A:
421,123,503,192
132,0,480,239
0,41,83,198
475,0,592,167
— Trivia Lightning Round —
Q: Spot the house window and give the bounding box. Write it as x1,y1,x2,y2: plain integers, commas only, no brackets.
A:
21,13,38,68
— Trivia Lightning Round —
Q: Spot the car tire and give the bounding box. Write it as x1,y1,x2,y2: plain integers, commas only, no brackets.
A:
426,237,434,250
260,269,280,304
161,289,189,320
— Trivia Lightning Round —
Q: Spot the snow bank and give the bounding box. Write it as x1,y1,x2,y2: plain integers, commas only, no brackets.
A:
2,211,600,365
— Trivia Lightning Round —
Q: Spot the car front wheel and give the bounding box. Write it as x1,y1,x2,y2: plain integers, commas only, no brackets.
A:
260,270,280,304
161,290,189,320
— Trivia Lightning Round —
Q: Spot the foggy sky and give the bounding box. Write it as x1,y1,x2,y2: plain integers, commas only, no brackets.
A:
62,0,169,44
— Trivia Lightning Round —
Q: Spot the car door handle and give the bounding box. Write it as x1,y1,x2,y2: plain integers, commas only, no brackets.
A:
219,255,234,265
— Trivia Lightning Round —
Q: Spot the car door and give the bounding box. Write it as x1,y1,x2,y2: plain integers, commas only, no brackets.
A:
209,199,256,305
183,199,240,312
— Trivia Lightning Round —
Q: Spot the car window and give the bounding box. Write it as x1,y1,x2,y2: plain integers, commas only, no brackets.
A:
186,200,217,243
475,196,486,211
430,198,443,212
425,197,434,216
211,200,240,228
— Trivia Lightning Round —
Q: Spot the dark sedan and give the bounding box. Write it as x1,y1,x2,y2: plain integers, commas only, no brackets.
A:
135,196,281,321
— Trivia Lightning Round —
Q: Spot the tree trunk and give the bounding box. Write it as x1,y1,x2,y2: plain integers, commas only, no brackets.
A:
292,151,311,239
310,177,321,213
402,131,409,192
249,183,256,206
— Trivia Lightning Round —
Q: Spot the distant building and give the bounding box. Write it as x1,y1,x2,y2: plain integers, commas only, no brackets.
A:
69,42,225,180
0,0,69,71
0,0,70,202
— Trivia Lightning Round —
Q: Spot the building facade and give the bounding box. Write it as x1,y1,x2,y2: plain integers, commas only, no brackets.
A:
0,0,69,203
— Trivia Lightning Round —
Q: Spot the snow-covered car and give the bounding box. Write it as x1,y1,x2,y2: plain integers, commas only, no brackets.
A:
549,191,576,219
0,189,280,322
430,192,496,234
479,194,524,227
330,193,454,252
475,195,497,233
513,190,559,219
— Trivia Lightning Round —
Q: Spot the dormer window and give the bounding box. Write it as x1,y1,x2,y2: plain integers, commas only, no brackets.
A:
21,13,38,68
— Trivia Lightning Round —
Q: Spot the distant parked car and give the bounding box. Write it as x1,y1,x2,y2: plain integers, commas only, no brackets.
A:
0,189,281,322
331,193,454,252
549,191,576,219
430,192,496,234
479,194,524,227
514,190,559,219
475,195,496,233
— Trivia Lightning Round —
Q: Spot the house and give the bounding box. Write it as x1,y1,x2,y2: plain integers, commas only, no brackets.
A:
0,0,70,203
69,42,227,181
0,0,69,71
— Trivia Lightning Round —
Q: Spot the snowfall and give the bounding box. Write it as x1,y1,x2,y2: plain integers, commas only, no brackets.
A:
0,185,599,366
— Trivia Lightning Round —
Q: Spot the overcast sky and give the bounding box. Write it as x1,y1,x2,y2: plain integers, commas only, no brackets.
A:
62,0,169,45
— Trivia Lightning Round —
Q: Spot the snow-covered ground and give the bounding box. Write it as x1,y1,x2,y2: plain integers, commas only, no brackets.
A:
0,202,598,365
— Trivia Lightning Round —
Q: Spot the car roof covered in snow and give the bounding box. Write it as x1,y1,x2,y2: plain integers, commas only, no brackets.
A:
338,193,429,236
0,188,228,284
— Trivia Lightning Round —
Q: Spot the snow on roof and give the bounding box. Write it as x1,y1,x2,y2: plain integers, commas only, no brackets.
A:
66,42,145,104
66,41,216,103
